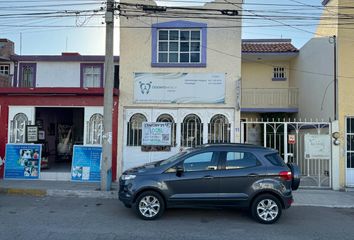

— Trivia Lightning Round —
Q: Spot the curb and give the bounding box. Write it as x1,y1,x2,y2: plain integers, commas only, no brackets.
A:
0,187,118,199
292,203,354,208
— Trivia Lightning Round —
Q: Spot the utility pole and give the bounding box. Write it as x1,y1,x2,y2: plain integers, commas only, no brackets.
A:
101,0,114,191
333,35,338,121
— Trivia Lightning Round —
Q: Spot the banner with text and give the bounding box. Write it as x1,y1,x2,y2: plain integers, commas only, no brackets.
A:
142,122,172,146
71,145,102,182
134,73,225,104
4,144,42,180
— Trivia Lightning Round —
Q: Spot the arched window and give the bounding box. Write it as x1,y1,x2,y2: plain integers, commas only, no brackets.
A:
181,114,203,147
10,113,29,143
157,114,176,147
127,113,147,146
208,114,230,143
87,113,103,145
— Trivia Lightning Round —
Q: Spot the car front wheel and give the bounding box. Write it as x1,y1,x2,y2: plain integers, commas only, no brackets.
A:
251,194,282,224
134,191,165,220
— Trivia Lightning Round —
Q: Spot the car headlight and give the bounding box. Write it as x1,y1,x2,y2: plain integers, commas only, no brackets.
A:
122,174,136,180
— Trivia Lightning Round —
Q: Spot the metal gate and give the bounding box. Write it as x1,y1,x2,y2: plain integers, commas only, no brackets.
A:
241,120,332,188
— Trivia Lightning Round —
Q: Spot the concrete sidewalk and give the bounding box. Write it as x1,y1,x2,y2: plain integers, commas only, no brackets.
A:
1,179,354,208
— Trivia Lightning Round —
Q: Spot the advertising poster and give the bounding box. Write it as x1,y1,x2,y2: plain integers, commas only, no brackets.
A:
71,145,102,182
304,134,331,159
142,122,172,146
4,144,42,180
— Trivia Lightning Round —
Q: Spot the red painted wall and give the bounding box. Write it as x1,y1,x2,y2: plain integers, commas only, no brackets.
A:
0,94,119,181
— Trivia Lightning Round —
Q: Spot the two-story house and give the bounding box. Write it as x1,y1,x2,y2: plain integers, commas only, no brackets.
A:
118,0,242,172
291,0,354,188
0,42,120,181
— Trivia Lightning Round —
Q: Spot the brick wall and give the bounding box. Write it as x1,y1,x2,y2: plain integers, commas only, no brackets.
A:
0,39,15,58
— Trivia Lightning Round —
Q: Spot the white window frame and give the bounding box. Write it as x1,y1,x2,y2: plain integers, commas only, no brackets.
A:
0,64,10,75
83,65,102,88
273,66,286,79
157,29,201,64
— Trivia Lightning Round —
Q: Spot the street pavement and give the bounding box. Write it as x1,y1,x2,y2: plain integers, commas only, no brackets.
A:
1,195,354,240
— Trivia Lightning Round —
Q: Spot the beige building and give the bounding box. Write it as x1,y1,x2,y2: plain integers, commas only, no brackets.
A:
118,0,242,172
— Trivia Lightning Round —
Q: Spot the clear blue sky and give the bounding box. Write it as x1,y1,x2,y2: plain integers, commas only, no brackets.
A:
0,0,323,55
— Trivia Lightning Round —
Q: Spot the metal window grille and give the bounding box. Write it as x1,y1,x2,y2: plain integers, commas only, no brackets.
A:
181,114,203,147
273,66,286,79
346,117,354,169
86,113,103,145
10,113,29,143
208,114,231,143
156,114,177,147
127,113,147,146
22,66,34,87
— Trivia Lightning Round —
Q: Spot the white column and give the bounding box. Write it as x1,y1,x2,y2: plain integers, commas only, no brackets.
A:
331,120,340,190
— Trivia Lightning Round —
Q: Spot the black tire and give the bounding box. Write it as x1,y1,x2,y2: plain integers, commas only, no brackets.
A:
251,194,282,224
134,191,165,220
287,163,301,190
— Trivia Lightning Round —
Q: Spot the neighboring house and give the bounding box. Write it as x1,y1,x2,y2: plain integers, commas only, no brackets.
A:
118,0,242,171
241,39,299,144
0,42,120,180
292,0,354,188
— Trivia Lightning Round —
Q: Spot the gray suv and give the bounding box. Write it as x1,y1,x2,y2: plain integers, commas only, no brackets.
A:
119,144,300,224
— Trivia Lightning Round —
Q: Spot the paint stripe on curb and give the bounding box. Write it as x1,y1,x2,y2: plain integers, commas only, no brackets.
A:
0,188,46,197
293,203,354,208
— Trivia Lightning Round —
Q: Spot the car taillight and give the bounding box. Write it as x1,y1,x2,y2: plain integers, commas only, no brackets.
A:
279,171,292,181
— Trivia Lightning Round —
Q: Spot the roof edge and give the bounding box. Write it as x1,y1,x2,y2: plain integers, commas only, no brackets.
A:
242,39,292,43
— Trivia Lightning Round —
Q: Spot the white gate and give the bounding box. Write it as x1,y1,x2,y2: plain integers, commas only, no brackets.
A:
241,120,332,188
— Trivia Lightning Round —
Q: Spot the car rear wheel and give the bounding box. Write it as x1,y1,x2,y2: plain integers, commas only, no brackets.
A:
134,191,165,220
251,194,282,224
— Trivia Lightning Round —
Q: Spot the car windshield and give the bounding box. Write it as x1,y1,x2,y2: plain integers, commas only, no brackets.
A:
157,150,189,166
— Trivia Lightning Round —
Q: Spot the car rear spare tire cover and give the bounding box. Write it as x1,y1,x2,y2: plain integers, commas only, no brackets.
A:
287,163,300,190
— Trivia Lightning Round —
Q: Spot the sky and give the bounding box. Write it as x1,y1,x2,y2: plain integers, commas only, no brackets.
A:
0,0,324,55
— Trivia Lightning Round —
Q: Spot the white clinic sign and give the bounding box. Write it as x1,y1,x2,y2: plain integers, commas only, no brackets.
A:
142,122,172,146
304,134,331,159
134,73,225,104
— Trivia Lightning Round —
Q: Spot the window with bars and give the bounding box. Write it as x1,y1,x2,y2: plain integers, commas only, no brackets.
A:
181,114,203,147
157,29,201,64
10,113,29,143
127,113,147,146
273,66,286,80
157,114,177,147
19,63,36,87
81,64,103,88
208,114,231,144
86,113,103,145
0,64,9,75
346,117,354,169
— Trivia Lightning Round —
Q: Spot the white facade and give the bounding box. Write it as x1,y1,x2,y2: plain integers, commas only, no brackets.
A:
35,62,81,87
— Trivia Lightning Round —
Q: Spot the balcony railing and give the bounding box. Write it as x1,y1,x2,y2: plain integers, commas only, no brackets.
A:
0,74,12,87
242,88,299,109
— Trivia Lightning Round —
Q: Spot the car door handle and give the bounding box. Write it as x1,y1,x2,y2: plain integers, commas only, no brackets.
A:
248,173,258,177
203,175,214,180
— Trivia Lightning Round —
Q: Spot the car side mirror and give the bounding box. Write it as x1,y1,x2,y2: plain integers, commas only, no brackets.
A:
176,165,184,177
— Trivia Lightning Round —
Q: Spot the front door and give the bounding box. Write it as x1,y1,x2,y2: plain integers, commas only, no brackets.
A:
165,151,221,204
346,117,354,186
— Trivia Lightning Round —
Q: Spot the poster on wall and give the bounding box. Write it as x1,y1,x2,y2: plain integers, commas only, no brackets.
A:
134,73,225,104
71,145,102,182
142,122,172,146
4,144,42,179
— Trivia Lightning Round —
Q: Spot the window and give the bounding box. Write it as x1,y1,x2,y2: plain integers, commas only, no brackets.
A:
81,63,103,88
273,66,286,80
157,29,201,64
265,153,286,167
183,152,216,172
10,113,29,143
181,114,203,147
0,64,9,75
157,114,176,147
346,117,354,169
127,113,147,146
208,114,231,143
224,151,259,170
19,63,36,87
151,20,207,67
87,113,103,145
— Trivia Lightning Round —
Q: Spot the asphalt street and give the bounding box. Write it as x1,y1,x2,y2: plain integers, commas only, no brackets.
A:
1,195,354,240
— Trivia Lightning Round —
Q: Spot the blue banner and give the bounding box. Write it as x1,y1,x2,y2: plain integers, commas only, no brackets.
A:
71,145,102,182
4,144,42,180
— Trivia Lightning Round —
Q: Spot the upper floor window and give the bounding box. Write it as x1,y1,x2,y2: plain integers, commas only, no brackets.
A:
0,64,10,75
152,20,207,67
19,63,36,88
273,66,286,80
81,63,103,88
158,29,201,64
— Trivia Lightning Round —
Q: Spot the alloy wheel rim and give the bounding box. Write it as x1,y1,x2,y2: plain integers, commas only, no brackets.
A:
139,196,160,218
256,199,279,221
